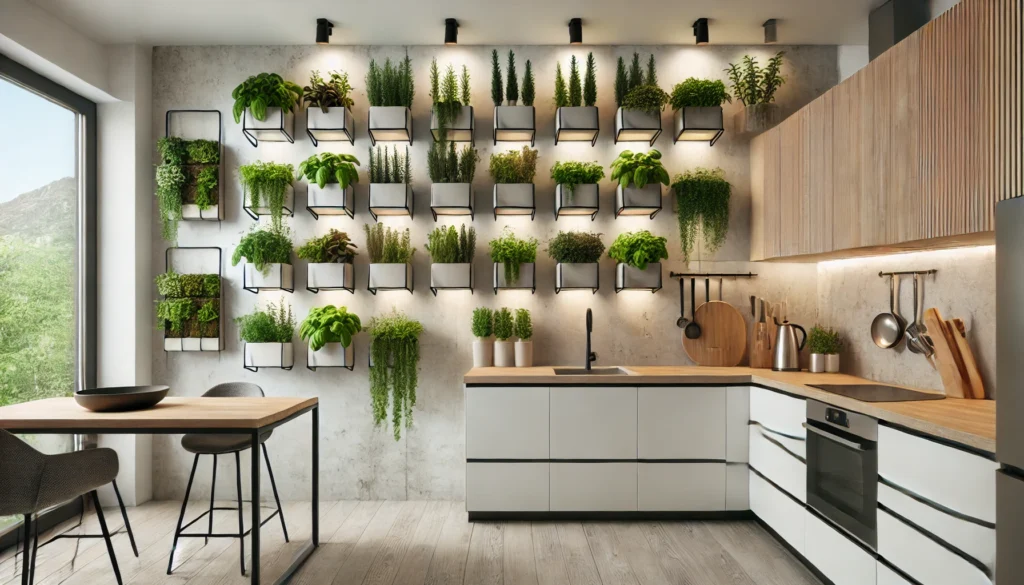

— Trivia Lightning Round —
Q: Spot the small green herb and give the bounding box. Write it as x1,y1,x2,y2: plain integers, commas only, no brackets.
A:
494,308,514,341
157,137,188,165
365,55,415,108
232,225,293,274
297,152,360,189
297,229,358,264
156,164,186,242
156,298,194,334
607,230,669,270
808,325,843,355
239,161,294,230
514,309,532,341
609,149,670,189
489,227,538,283
425,224,475,263
236,298,295,343
490,49,503,107
621,85,670,116
366,308,423,440
363,224,414,264
231,72,302,124
568,56,582,107
194,165,218,211
550,161,605,197
300,305,361,351
546,231,605,264
725,52,786,106
489,147,538,184
302,70,355,112
427,141,478,183
522,60,535,107
186,140,220,164
471,308,493,338
583,53,597,107
368,146,411,184
670,78,732,109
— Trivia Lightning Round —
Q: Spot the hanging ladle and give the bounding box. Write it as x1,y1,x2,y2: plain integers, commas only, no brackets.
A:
684,278,702,339
676,278,688,328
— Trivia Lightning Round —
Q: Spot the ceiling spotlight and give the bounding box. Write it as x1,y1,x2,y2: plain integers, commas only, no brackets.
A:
693,18,709,45
315,18,333,44
569,18,583,44
445,18,459,45
763,19,778,44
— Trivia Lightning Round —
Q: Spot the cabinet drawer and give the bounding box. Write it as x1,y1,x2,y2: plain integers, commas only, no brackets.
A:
749,425,806,502
550,463,636,511
638,463,725,511
726,464,749,511
749,469,805,554
877,563,914,585
878,426,997,525
804,510,876,585
638,387,726,460
878,508,992,585
726,386,750,463
749,386,806,439
466,462,548,512
550,386,637,459
465,386,549,459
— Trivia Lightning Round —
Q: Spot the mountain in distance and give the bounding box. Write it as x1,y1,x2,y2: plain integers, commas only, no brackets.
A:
0,177,76,244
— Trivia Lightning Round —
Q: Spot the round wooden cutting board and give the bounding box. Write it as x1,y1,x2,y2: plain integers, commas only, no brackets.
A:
682,301,748,367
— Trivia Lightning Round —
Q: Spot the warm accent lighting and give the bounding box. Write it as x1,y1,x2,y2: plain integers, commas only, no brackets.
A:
763,19,778,44
569,18,583,44
445,18,459,45
315,18,333,44
693,18,709,45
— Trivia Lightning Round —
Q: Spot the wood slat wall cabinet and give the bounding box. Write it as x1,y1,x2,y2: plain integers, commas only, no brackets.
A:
750,0,1022,261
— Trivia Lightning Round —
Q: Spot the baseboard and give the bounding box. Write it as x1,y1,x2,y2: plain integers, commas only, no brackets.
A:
468,510,755,522
753,517,836,585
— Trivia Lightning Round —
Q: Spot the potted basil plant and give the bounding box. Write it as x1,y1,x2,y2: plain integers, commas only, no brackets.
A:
231,72,302,145
297,153,359,219
610,149,670,218
607,230,669,292
300,305,361,369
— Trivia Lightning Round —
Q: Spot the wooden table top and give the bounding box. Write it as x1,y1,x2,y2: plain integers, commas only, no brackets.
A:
0,396,318,431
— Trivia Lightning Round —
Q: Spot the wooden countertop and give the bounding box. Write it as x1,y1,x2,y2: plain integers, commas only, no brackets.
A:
464,366,996,453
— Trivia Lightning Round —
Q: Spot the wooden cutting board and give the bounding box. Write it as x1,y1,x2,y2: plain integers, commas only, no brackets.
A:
683,301,748,367
922,308,969,398
949,318,986,399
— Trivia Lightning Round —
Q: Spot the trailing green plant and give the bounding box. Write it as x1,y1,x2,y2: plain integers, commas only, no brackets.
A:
489,227,538,283
568,56,582,107
471,307,493,338
297,153,359,189
363,224,414,264
231,72,302,123
550,161,605,196
239,161,293,230
488,147,538,184
365,55,415,107
156,164,186,242
506,50,519,104
490,49,503,107
186,140,220,164
725,51,786,106
427,141,478,183
553,62,569,108
236,298,294,343
196,300,219,337
300,305,361,351
493,308,514,341
522,60,535,107
155,298,194,335
584,52,597,107
156,136,220,237
614,57,628,107
430,59,470,131
609,149,670,189
366,308,423,441
157,137,188,165
231,225,293,274
621,84,669,116
672,167,731,261
194,166,218,210
514,309,532,341
302,70,354,112
367,146,411,184
607,230,669,269
670,78,732,109
424,224,475,263
296,229,358,263
546,231,605,264
808,325,843,355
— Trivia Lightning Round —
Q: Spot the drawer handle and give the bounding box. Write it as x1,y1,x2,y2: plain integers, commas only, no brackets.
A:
802,423,867,451
879,476,996,529
747,421,805,441
880,505,993,579
754,426,806,463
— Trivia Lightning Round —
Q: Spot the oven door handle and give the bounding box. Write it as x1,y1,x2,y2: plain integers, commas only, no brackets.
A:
801,422,867,451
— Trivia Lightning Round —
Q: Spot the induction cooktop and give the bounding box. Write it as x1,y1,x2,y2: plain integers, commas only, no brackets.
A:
806,384,947,402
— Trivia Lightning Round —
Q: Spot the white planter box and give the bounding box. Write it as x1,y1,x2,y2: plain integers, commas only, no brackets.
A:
492,183,535,218
555,183,599,218
431,105,474,142
556,263,599,292
164,337,221,352
430,263,472,291
615,262,662,292
242,107,295,146
369,183,412,220
430,183,473,217
244,183,294,218
493,106,536,143
306,262,354,292
307,183,354,219
368,106,412,144
555,106,599,144
674,106,725,145
306,106,354,145
494,341,516,367
614,107,662,145
244,263,294,292
244,342,294,370
308,342,354,369
368,263,413,292
493,262,535,291
515,340,534,367
615,183,663,218
182,203,222,221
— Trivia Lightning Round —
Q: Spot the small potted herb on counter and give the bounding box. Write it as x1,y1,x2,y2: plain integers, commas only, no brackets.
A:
236,298,296,370
493,307,515,367
471,307,494,367
514,309,533,367
808,325,843,373
300,305,361,369
608,230,668,291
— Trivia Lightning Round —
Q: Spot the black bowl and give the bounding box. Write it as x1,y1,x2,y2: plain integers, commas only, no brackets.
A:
74,385,170,412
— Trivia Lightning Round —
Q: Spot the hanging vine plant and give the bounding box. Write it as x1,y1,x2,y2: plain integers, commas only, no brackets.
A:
672,167,731,261
239,161,293,230
367,308,424,441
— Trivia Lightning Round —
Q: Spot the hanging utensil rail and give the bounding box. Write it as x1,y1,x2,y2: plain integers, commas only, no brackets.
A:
669,272,758,278
877,269,937,277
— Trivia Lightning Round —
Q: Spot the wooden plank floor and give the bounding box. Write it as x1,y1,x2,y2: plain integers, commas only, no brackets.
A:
0,501,821,585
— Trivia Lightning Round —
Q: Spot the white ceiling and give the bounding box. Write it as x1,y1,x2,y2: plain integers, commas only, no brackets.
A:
29,0,878,46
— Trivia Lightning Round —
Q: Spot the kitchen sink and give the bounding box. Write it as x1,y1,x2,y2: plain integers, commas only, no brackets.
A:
552,367,635,376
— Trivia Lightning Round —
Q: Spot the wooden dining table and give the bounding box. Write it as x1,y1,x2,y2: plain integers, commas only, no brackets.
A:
0,396,319,585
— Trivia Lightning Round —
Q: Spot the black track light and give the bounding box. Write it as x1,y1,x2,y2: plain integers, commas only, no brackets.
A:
763,19,778,44
316,18,333,44
693,18,709,45
569,18,583,44
445,18,459,45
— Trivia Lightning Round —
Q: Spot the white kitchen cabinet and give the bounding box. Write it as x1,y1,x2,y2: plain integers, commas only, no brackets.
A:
725,464,749,510
877,563,915,585
550,462,637,511
465,386,548,459
637,386,726,460
748,424,807,502
803,510,877,585
749,468,805,554
466,462,548,512
749,386,806,438
550,386,637,459
878,508,992,585
638,463,725,511
726,386,750,463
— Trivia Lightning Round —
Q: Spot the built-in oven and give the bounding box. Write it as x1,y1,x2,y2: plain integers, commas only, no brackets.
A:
804,400,879,550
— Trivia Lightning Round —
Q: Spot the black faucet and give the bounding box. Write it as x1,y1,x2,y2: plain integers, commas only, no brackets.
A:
585,308,597,370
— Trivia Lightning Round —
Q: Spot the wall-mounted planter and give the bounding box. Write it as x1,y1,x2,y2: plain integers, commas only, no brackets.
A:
555,106,599,146
369,183,413,221
555,262,599,294
368,106,413,145
307,342,355,371
306,106,354,146
164,336,221,352
493,106,536,145
244,342,294,371
430,263,473,295
431,105,474,143
673,106,724,145
242,107,295,147
735,103,781,136
306,183,354,219
492,184,536,220
368,263,413,294
430,183,473,220
614,107,662,146
161,246,223,353
493,262,535,294
243,183,295,221
615,262,662,293
166,109,224,222
306,262,354,293
243,263,294,293
554,184,599,220
614,183,663,219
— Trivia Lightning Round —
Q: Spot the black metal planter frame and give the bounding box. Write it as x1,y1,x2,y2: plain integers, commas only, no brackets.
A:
554,185,599,221
430,187,475,221
430,264,475,296
306,262,355,294
306,107,355,146
368,184,414,222
492,184,537,220
242,108,294,147
554,108,599,146
306,184,355,220
673,108,725,146
613,108,662,146
162,246,223,353
307,343,356,372
242,342,294,372
492,263,536,295
431,105,475,145
367,264,414,295
242,263,294,294
493,106,537,146
614,188,663,219
368,108,413,146
165,109,224,222
243,186,295,222
555,263,600,294
614,263,663,294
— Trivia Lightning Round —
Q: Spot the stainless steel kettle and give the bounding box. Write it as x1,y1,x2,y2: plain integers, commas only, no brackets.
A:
772,320,807,371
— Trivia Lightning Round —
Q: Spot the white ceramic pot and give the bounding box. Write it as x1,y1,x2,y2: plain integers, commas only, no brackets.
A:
515,340,533,367
244,263,294,291
430,105,474,141
493,262,536,289
368,106,412,142
307,183,354,217
556,263,599,292
809,353,827,374
473,338,493,368
825,354,840,373
307,262,354,291
244,342,294,369
431,263,472,289
494,341,516,367
242,107,295,143
244,183,294,216
368,263,412,291
306,106,354,143
308,342,354,368
615,263,662,291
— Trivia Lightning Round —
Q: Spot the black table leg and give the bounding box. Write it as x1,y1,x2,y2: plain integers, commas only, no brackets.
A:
312,405,319,547
250,430,261,585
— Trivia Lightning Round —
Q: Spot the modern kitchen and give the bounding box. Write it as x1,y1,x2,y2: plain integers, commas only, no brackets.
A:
0,0,1020,584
